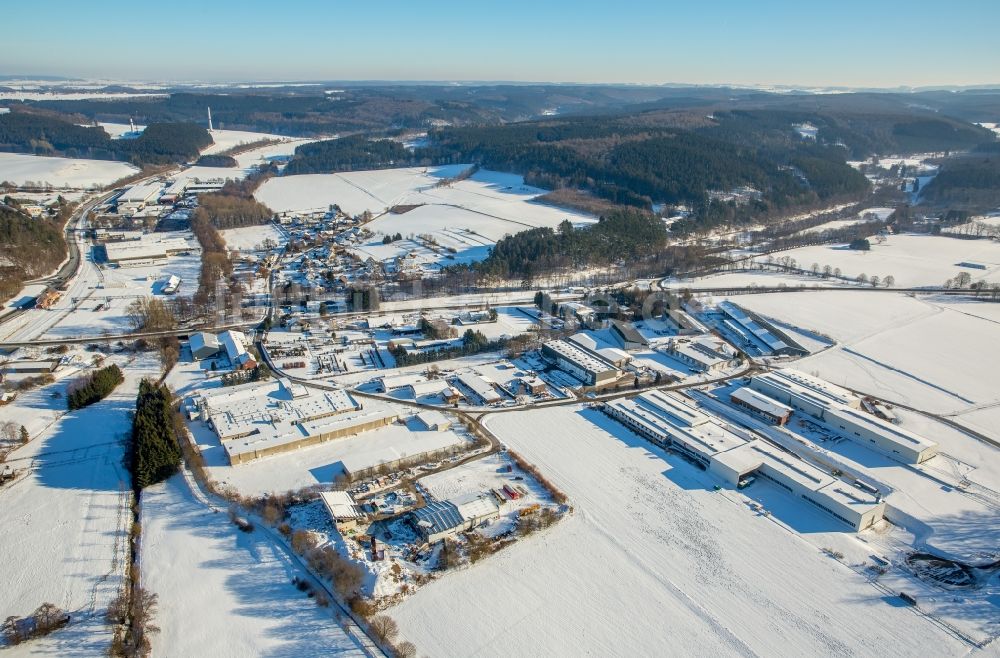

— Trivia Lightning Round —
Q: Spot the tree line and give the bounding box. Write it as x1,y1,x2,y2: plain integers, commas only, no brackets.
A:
67,364,124,410
128,380,182,490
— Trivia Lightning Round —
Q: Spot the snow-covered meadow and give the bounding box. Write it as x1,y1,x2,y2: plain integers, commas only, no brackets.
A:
390,405,970,656
0,354,159,657
142,475,367,657
754,234,1000,288
0,152,138,189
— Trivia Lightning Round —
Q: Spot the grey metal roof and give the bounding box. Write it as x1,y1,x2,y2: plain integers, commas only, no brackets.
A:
611,320,648,345
412,499,464,535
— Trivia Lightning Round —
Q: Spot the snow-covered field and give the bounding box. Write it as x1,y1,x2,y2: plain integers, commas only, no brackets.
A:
219,224,285,252
0,355,158,657
257,166,595,267
756,233,1000,288
796,207,895,236
390,405,968,656
0,152,138,189
722,290,1000,441
142,474,367,657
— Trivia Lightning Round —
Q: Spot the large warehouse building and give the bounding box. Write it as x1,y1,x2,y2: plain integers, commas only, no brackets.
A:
192,379,398,465
410,493,501,544
602,390,885,530
102,235,191,267
749,370,938,463
542,339,620,386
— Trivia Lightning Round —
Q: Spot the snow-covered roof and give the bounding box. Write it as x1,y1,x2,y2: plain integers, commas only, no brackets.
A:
454,492,499,521
320,491,363,520
731,387,793,418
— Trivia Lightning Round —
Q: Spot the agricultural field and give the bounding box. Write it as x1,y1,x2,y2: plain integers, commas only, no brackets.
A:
0,355,158,657
390,405,969,656
0,152,138,189
141,474,368,657
753,234,1000,288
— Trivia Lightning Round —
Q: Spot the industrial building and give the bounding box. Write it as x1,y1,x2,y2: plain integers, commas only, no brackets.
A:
414,410,452,432
405,379,452,401
117,181,163,216
189,332,221,360
410,493,501,544
663,336,736,373
1,359,59,374
730,386,793,425
610,320,649,351
541,339,620,386
601,390,885,530
102,236,190,266
192,378,398,465
378,372,426,392
749,370,938,463
319,491,365,531
717,301,808,356
453,372,501,405
219,330,256,370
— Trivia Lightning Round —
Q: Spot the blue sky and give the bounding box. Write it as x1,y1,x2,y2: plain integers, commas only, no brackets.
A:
4,0,999,86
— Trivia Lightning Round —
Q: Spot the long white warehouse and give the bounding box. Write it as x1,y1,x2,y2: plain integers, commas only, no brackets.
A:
749,370,937,463
602,390,885,530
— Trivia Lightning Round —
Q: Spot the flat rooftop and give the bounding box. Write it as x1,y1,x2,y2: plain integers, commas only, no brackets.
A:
544,339,618,375
731,387,793,417
754,369,858,408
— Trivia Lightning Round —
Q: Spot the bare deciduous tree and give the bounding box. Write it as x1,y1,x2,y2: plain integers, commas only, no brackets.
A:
370,615,399,644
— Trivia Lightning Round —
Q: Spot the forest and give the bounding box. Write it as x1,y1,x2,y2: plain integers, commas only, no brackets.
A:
920,155,1000,210
283,110,878,221
444,209,669,280
0,203,67,303
0,111,212,165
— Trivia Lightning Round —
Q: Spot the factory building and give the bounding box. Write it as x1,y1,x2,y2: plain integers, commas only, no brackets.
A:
541,339,620,386
749,370,937,464
414,410,452,432
601,390,885,530
664,336,736,373
189,332,221,360
453,372,502,405
192,378,398,465
405,379,452,401
117,181,164,216
610,319,649,351
410,493,501,544
102,236,190,266
717,301,808,356
377,372,426,392
730,387,793,425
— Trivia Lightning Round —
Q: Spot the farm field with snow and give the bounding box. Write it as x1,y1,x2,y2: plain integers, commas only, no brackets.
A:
218,223,286,252
256,165,595,268
390,405,968,656
0,152,138,189
0,356,158,657
754,234,1000,288
142,474,367,657
719,290,1000,441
